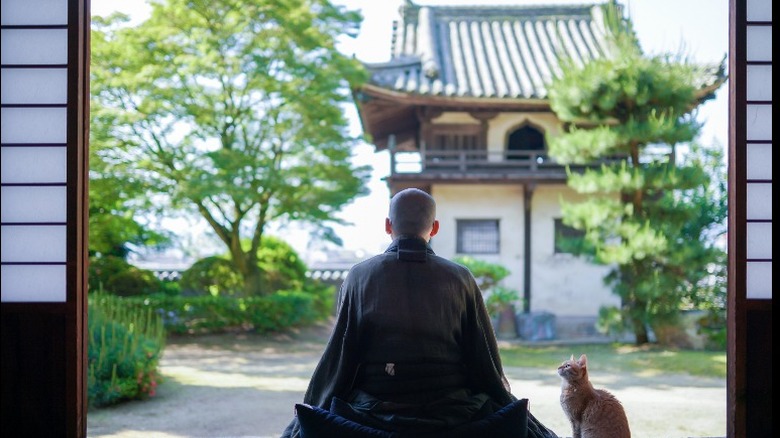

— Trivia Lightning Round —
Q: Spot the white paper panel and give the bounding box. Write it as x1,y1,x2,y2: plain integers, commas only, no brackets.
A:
747,26,772,62
746,183,773,220
0,0,67,26
1,69,67,105
746,222,772,259
1,264,66,302
746,261,772,299
746,104,772,141
0,29,68,65
747,65,772,101
747,0,773,21
0,146,67,183
0,108,67,144
0,225,67,262
747,143,772,180
1,186,67,222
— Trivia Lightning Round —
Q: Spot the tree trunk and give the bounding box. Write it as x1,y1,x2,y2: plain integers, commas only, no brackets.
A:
242,266,267,297
633,319,650,345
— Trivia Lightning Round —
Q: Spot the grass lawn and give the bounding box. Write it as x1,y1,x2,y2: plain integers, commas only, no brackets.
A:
499,343,727,379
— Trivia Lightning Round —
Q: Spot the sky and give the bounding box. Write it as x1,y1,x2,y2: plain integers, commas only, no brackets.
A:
91,0,729,263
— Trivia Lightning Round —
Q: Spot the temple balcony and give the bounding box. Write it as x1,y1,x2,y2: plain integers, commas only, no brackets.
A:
386,148,623,185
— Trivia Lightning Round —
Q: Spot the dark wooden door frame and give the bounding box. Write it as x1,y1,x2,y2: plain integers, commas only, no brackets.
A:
1,1,771,436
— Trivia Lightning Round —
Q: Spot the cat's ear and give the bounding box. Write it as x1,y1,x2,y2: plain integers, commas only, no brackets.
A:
579,354,588,367
569,354,574,361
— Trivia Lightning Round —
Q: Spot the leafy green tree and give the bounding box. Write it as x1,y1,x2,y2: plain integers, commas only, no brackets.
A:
89,18,171,259
546,5,727,345
91,0,371,296
88,148,171,259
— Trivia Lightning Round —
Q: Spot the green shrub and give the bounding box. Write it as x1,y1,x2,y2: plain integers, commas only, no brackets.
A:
89,255,163,297
696,310,727,350
452,256,520,316
179,236,309,297
452,256,510,291
158,279,182,297
596,305,626,338
256,235,309,292
88,292,166,408
121,282,335,335
484,286,521,317
179,256,243,297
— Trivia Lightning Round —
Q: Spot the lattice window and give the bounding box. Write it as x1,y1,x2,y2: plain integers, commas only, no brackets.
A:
428,124,484,160
554,218,586,254
457,219,500,254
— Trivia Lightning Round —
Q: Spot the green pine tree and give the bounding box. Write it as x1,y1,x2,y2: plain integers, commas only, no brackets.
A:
546,3,727,345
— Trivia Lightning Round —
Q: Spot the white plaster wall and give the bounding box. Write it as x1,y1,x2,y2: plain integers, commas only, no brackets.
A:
431,184,617,318
529,185,618,316
432,184,524,273
423,111,617,317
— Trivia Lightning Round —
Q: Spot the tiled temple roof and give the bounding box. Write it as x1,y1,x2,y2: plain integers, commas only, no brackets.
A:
364,1,616,100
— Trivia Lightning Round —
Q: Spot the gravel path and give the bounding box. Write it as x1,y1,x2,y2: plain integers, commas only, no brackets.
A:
87,322,726,438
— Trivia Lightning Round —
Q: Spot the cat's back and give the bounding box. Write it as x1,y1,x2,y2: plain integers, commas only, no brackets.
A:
558,354,631,438
580,388,631,438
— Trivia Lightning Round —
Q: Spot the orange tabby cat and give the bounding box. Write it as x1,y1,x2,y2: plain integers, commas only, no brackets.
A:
558,354,631,438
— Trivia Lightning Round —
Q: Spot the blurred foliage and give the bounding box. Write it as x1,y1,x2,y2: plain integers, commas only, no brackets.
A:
452,256,510,291
179,256,244,297
453,256,520,317
180,236,309,297
484,286,521,318
89,255,165,297
116,283,335,335
256,235,309,293
88,292,166,408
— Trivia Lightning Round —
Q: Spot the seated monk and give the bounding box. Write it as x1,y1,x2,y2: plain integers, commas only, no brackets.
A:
281,188,558,438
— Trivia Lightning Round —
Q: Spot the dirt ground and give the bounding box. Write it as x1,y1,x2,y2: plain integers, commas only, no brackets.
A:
86,321,726,438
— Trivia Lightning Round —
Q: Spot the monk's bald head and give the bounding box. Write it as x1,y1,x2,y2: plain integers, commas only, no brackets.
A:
388,188,436,238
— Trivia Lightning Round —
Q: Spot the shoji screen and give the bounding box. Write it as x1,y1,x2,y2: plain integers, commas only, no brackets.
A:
1,9,69,302
729,0,772,436
743,0,772,299
0,0,89,436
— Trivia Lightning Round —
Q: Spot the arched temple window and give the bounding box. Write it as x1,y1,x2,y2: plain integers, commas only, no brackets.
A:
506,124,545,159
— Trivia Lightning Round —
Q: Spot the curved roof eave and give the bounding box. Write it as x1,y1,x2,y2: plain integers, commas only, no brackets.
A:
358,84,552,110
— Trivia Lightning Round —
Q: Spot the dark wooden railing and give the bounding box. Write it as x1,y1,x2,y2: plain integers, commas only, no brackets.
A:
388,149,620,175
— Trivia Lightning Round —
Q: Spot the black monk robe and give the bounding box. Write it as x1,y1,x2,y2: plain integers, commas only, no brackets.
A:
280,237,557,438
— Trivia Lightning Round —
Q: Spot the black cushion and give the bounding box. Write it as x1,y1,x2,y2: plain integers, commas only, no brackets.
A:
295,398,528,438
295,403,394,438
407,398,528,438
